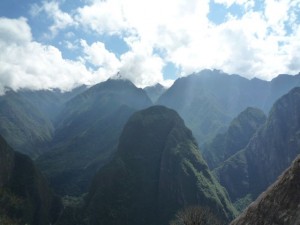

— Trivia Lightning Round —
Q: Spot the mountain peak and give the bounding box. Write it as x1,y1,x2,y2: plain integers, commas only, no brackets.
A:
85,106,236,225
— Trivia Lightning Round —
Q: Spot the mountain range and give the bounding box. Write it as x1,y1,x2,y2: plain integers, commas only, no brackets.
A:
1,70,300,224
37,79,152,195
76,106,236,225
157,70,300,147
214,87,300,209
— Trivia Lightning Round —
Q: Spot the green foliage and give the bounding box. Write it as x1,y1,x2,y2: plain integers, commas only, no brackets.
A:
0,188,26,225
169,206,221,225
233,194,253,212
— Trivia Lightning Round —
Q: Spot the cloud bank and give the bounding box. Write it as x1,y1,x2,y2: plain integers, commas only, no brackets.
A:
0,0,300,93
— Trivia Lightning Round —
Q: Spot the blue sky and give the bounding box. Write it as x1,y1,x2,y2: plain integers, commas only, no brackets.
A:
0,0,300,93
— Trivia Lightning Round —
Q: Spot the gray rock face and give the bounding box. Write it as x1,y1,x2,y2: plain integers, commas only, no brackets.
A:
230,155,300,225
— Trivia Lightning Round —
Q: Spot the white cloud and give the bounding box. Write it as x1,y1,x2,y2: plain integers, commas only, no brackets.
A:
264,0,292,35
0,17,102,95
75,0,128,35
119,49,165,88
2,0,300,93
30,1,75,36
0,17,32,44
214,0,255,9
81,39,121,78
80,39,165,87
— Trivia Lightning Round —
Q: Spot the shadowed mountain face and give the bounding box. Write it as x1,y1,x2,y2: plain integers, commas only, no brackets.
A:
230,155,300,225
215,87,300,205
0,135,62,225
37,79,152,195
203,107,266,169
157,70,300,147
84,106,236,225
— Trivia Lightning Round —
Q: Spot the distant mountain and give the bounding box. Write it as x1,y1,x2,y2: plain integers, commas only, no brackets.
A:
157,70,300,147
83,106,236,225
37,79,152,195
0,135,62,225
215,87,300,207
203,107,266,169
144,83,167,103
0,91,54,158
230,155,300,225
18,86,87,123
0,86,87,158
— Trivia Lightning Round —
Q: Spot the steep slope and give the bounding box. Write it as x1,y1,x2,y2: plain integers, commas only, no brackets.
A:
203,107,266,169
230,155,300,225
18,86,87,123
0,87,86,158
84,106,236,225
37,79,152,195
0,91,54,158
0,135,62,225
157,70,300,147
215,87,300,205
144,83,167,103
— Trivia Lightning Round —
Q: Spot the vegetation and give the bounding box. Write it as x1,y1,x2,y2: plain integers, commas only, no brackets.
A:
37,79,152,195
157,70,300,147
215,87,300,208
84,106,236,225
203,107,266,169
170,206,221,225
0,135,63,225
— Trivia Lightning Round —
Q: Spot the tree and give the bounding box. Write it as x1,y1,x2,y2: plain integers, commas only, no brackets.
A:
169,206,221,225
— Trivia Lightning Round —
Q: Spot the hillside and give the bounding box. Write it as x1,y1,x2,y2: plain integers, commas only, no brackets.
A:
158,70,300,147
0,135,62,225
83,106,236,225
203,107,266,169
37,79,152,195
215,87,300,207
230,155,300,225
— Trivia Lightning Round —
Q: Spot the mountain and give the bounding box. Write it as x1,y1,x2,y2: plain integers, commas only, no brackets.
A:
18,86,87,123
144,83,167,103
37,79,152,195
157,70,300,147
0,86,87,158
0,135,62,225
83,106,236,225
203,107,266,169
214,87,300,207
230,155,300,225
0,91,54,158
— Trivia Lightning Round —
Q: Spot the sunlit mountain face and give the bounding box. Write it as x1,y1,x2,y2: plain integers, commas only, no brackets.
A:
1,1,300,225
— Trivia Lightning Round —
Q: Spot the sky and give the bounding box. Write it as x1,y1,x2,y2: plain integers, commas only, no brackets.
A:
0,0,300,93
